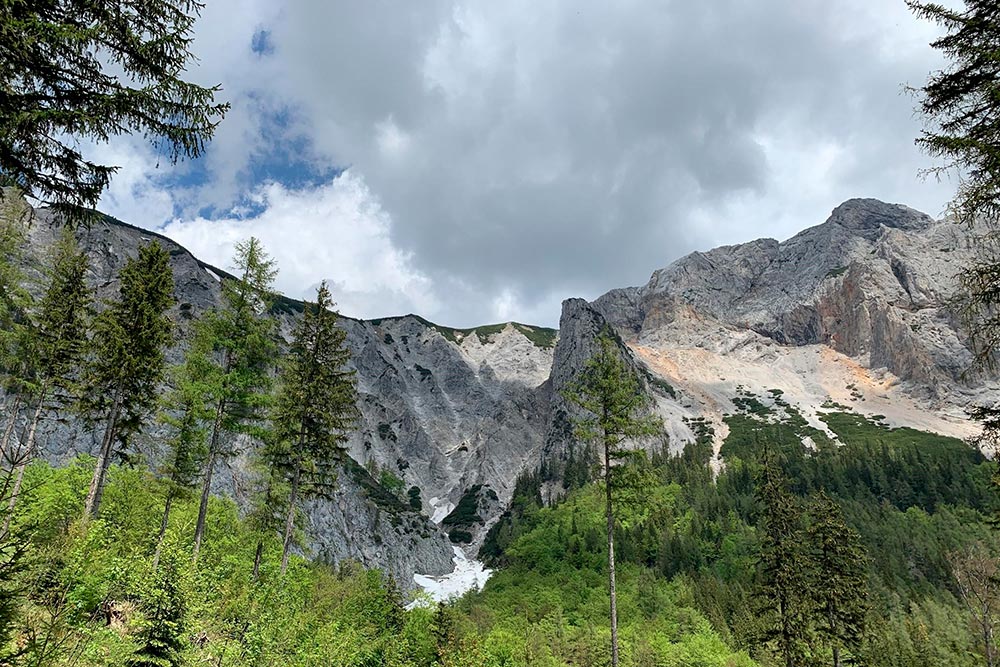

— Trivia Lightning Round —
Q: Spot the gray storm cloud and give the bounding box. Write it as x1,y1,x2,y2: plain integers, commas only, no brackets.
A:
102,0,957,327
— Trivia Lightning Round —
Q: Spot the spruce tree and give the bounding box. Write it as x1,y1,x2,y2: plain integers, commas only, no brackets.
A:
191,237,277,562
563,330,663,667
267,282,357,575
3,228,90,527
0,0,229,217
755,449,814,667
907,3,1000,446
806,491,869,667
132,551,187,667
82,242,174,518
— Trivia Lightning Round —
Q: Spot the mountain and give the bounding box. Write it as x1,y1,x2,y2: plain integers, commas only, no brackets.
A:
12,197,993,591
19,205,566,586
590,198,987,466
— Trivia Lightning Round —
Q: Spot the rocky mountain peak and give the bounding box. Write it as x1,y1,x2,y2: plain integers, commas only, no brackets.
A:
827,198,934,239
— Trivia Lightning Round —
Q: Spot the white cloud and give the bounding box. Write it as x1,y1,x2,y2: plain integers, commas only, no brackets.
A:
87,0,962,327
375,116,411,159
160,171,439,320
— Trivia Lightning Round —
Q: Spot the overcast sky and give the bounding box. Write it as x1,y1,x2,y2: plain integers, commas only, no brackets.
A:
91,1,957,328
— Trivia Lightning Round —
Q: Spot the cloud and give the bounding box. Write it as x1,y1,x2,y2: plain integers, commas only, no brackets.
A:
95,0,957,327
160,172,439,320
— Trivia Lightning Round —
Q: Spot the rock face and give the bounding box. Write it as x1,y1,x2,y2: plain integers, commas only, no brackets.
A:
11,196,993,586
592,199,991,460
595,199,979,388
16,208,558,587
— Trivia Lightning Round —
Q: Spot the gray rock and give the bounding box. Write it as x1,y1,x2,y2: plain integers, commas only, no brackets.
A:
10,195,992,586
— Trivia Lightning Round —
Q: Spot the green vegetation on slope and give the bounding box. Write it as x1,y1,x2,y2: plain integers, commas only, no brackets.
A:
0,457,751,667
480,389,998,666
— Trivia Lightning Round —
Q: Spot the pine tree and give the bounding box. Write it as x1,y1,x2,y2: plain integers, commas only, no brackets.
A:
755,449,814,667
266,281,357,574
82,242,174,518
563,330,663,667
0,0,229,217
191,237,277,562
3,228,90,528
806,491,869,667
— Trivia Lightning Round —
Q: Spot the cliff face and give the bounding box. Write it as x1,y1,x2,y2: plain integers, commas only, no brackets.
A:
11,197,993,587
591,199,990,466
594,199,975,389
18,207,559,586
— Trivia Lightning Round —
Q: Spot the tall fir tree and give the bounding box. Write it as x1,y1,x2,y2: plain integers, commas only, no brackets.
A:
563,330,663,667
82,242,174,518
267,282,357,575
0,0,228,217
755,449,815,667
907,3,1000,449
3,228,90,527
806,491,869,667
191,237,277,562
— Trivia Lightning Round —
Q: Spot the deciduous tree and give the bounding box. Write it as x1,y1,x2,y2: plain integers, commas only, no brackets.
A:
949,541,1000,667
191,237,277,562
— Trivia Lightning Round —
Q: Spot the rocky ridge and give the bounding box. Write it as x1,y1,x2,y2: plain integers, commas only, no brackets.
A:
593,198,992,462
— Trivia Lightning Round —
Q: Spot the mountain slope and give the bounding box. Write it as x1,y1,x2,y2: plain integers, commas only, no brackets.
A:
590,198,990,466
12,196,992,591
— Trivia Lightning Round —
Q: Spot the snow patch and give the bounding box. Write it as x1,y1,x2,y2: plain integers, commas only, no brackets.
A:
205,267,222,283
407,546,492,609
428,496,455,524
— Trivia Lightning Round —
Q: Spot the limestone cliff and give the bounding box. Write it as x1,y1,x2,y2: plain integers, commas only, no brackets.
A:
10,196,993,587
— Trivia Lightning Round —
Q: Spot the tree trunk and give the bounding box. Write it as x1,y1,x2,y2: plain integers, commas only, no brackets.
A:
84,388,122,518
604,438,619,667
152,493,174,570
2,392,46,534
830,603,840,667
252,541,264,581
985,620,994,667
0,393,23,469
781,595,794,667
193,396,227,564
281,464,302,575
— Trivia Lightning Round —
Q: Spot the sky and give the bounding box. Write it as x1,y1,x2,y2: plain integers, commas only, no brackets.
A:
89,0,958,328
